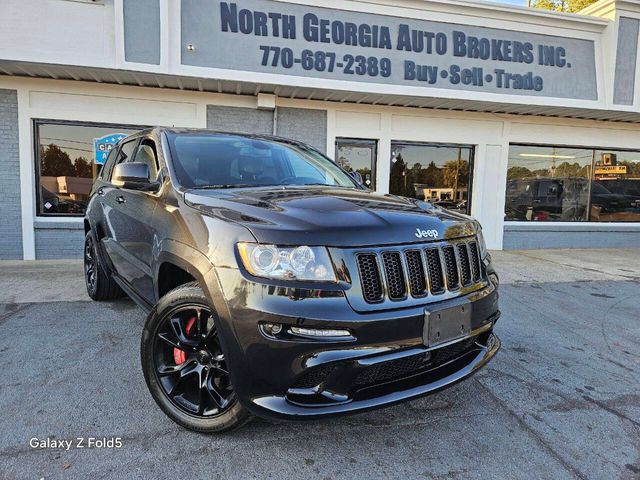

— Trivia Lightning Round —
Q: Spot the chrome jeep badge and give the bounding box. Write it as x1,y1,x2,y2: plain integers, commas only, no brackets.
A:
415,228,439,239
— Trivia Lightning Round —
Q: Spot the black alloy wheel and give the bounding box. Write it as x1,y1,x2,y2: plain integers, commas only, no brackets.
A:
83,231,123,301
141,282,251,432
84,234,97,296
153,305,235,417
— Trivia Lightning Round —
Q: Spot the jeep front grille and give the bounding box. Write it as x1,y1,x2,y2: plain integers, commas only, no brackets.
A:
381,252,406,300
468,241,481,282
405,250,427,297
356,253,383,303
425,248,445,294
456,243,472,286
355,237,486,304
442,245,459,289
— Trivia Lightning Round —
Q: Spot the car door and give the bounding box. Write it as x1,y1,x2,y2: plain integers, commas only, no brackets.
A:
105,137,162,303
536,180,563,216
99,137,140,280
120,137,163,302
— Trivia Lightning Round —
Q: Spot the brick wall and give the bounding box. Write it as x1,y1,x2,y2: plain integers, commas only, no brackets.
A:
276,107,327,154
207,106,274,134
206,105,328,154
0,89,23,259
35,222,84,259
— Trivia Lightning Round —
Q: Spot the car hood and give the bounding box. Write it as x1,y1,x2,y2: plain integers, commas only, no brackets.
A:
184,186,477,247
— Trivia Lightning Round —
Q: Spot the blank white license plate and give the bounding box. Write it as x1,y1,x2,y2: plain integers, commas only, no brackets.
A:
424,302,472,347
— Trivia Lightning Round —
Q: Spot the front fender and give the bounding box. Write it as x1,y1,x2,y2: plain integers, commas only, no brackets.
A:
153,239,251,400
153,239,221,308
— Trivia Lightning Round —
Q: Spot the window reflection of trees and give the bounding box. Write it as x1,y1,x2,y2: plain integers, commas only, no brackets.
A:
389,144,473,213
36,122,140,216
41,144,93,179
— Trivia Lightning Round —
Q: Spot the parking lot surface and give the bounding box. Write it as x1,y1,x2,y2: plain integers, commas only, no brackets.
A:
0,249,639,479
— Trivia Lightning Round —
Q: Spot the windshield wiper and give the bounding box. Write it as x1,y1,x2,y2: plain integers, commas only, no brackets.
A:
283,182,336,187
295,183,356,188
190,184,255,189
189,183,353,190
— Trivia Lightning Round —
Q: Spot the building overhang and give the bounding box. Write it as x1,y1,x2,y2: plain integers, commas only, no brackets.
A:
3,59,640,124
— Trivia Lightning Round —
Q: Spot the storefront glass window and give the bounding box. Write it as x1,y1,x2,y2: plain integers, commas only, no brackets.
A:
591,150,640,222
506,145,640,222
35,121,140,216
335,138,377,189
505,145,593,222
389,142,473,214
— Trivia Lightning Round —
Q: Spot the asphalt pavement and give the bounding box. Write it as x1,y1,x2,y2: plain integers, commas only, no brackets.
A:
0,249,639,479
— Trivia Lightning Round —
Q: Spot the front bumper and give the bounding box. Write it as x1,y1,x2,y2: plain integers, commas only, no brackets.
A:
214,268,500,421
255,328,500,419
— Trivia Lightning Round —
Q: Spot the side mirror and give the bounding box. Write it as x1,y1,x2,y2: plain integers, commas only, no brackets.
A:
112,162,158,191
348,170,363,185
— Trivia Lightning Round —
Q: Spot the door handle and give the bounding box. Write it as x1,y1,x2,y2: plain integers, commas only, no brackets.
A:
116,195,126,204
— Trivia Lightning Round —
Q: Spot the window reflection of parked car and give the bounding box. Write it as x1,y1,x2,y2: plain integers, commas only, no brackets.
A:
590,181,640,221
455,200,468,213
506,176,640,222
429,199,468,214
432,200,458,209
505,177,588,221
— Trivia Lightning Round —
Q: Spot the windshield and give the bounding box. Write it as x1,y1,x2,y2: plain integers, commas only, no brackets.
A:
166,133,358,189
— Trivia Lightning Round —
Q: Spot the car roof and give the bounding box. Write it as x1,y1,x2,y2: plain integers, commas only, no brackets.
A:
153,127,315,150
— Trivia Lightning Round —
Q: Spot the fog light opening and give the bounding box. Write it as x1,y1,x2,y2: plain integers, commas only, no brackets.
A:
263,323,282,336
289,326,351,338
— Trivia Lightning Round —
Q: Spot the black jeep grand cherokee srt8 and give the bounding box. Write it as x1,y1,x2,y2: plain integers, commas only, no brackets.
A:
84,127,500,433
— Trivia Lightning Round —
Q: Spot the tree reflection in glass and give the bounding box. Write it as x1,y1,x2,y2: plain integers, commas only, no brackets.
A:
389,143,473,214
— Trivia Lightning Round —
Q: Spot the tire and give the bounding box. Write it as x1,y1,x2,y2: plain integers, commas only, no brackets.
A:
84,230,123,301
141,282,251,433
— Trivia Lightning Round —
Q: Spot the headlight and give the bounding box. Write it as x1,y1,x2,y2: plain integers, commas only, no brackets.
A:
476,227,488,260
237,243,337,282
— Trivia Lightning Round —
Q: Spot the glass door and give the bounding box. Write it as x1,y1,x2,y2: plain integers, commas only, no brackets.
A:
389,142,474,214
335,138,377,189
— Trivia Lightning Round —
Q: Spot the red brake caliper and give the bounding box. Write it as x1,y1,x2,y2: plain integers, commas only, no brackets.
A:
173,316,197,365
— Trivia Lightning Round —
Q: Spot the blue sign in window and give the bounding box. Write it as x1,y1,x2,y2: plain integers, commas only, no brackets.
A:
94,133,127,165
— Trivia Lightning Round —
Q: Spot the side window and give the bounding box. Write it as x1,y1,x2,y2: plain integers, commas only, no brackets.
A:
537,181,551,197
99,147,119,181
109,139,138,181
133,139,159,181
118,139,138,164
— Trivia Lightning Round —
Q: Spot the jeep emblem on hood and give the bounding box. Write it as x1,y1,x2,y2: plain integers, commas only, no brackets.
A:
415,228,439,239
